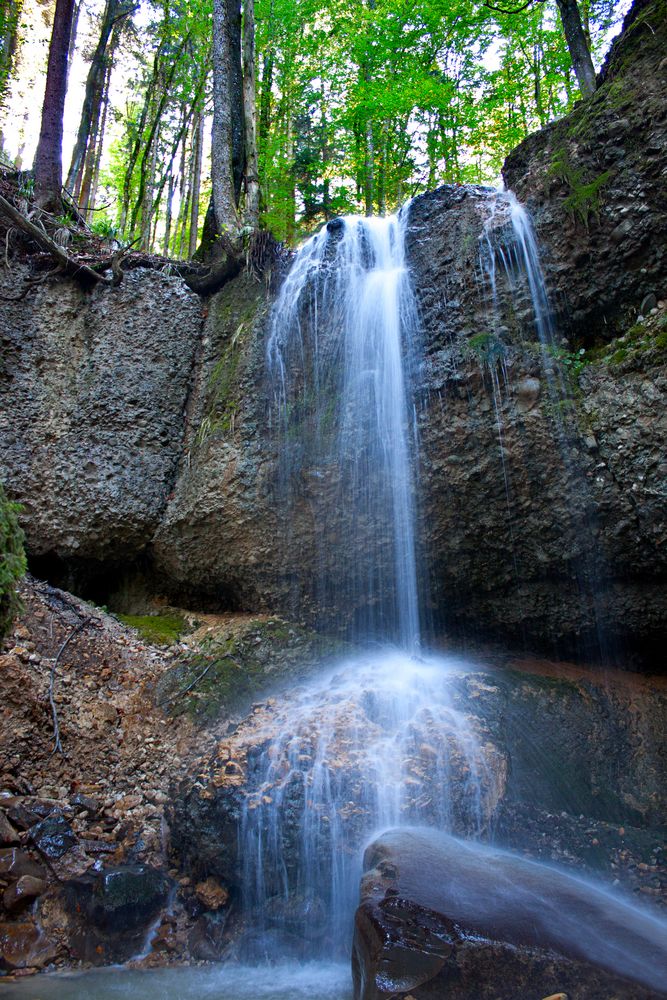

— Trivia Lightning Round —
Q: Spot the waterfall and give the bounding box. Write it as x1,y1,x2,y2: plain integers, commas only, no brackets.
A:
237,651,496,959
229,213,496,958
478,189,609,660
267,213,421,650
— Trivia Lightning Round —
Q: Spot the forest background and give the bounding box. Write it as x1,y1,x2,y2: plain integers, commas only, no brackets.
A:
0,0,628,257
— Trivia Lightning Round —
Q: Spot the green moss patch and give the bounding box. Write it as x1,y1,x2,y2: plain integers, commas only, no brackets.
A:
0,483,26,638
118,613,188,646
587,311,667,367
155,617,344,723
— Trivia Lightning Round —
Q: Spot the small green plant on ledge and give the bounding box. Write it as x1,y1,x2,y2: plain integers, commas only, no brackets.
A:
546,148,613,228
466,331,506,364
548,344,590,377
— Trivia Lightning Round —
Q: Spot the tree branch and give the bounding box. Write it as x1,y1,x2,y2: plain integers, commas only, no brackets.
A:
49,621,87,756
483,0,544,13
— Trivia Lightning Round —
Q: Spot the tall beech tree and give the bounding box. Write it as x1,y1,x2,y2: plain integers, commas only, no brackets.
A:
211,0,244,242
0,0,22,112
485,0,597,97
242,0,260,227
33,0,77,210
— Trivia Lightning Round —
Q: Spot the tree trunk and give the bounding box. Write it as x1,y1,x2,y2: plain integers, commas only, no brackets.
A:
67,1,80,84
163,171,174,256
78,49,110,213
242,0,260,228
67,0,132,196
130,45,184,235
140,128,159,248
119,57,158,232
555,0,596,97
33,0,76,211
211,0,242,241
364,115,374,216
188,111,204,256
0,0,23,107
87,56,112,215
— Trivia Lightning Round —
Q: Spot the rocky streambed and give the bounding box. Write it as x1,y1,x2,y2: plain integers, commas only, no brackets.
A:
1,580,664,991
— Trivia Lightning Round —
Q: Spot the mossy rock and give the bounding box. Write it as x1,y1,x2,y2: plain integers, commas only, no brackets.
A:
117,613,189,646
155,617,344,722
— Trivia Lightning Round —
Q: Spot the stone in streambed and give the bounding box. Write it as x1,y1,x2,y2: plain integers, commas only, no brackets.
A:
0,848,46,880
0,810,19,845
194,876,229,911
188,910,230,960
353,827,667,1000
3,875,47,914
28,814,77,859
0,922,57,970
58,864,173,964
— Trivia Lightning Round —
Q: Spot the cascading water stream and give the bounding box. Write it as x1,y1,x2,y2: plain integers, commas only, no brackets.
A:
478,189,610,659
267,213,421,650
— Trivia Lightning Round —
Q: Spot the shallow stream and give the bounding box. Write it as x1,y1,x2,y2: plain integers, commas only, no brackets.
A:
1,962,352,999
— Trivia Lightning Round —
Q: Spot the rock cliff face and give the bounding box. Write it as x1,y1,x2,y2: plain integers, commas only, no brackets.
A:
1,0,665,665
503,0,667,338
0,268,201,592
405,186,667,661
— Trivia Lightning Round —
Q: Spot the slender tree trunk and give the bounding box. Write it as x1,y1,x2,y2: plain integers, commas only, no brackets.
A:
378,122,387,215
78,52,109,212
130,43,185,234
211,0,241,240
33,0,76,211
0,0,23,107
284,107,295,242
178,183,191,258
87,57,112,215
140,129,159,248
67,0,132,195
67,1,79,84
188,111,204,256
119,57,159,232
364,115,374,216
163,171,175,256
242,0,260,228
555,0,596,97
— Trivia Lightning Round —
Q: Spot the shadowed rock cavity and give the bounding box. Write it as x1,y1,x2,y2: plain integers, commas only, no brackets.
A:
353,827,667,1000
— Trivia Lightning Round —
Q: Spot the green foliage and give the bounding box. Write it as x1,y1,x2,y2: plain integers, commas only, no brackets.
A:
548,344,590,376
0,0,22,110
0,483,26,639
587,311,667,365
90,217,120,240
117,613,189,645
547,148,613,226
6,0,627,250
467,331,506,363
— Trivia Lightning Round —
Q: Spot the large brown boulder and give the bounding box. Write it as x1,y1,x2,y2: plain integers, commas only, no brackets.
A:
353,827,667,1000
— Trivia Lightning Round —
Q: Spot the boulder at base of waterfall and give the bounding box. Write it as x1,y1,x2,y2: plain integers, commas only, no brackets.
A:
58,864,172,964
352,827,667,1000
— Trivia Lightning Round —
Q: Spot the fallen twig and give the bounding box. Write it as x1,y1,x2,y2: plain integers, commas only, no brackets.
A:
164,654,240,707
48,621,87,757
